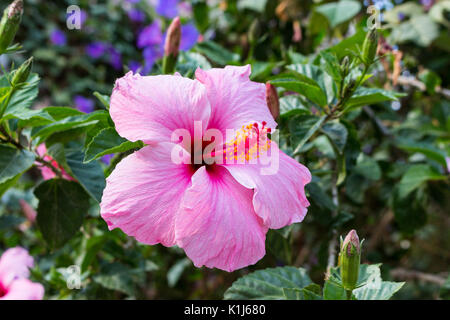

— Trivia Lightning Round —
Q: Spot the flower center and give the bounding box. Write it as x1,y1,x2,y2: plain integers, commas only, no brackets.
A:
189,121,272,171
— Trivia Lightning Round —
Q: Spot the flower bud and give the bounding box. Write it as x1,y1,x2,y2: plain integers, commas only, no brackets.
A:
164,16,181,58
340,56,350,78
162,16,181,74
361,28,378,66
343,78,357,98
11,56,32,87
339,230,361,291
266,83,280,119
0,0,23,53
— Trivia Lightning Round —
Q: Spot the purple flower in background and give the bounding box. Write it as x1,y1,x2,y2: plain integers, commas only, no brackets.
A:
126,0,140,3
86,42,108,59
142,45,163,74
74,95,95,113
156,0,179,18
50,29,67,46
109,47,122,70
128,60,142,73
420,0,435,10
128,8,146,23
101,154,114,165
137,21,163,48
397,12,405,21
180,23,199,51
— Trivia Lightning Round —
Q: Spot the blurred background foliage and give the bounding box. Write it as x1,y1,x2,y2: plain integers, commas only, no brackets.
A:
0,0,449,299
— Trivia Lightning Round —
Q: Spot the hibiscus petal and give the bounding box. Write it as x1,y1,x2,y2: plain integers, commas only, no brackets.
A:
100,143,193,247
110,72,211,144
0,278,44,300
0,247,34,287
175,166,267,272
195,65,277,136
223,143,311,229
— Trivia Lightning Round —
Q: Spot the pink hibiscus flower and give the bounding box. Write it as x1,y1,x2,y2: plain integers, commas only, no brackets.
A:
100,65,311,271
0,247,44,300
36,144,74,181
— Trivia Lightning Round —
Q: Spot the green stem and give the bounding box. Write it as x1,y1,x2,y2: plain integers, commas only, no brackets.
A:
0,88,14,120
346,289,353,300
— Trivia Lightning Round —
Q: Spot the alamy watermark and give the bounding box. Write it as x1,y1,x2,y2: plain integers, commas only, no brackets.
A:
170,121,280,175
66,5,82,30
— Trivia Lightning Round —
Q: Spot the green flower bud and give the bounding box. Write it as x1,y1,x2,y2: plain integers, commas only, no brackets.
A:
0,0,23,54
361,28,378,66
340,56,350,78
11,57,33,87
339,229,361,291
343,78,357,99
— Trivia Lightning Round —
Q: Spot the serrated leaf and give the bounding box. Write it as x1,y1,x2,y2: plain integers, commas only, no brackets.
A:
279,95,309,117
167,258,191,288
31,110,108,142
84,128,143,163
194,41,239,65
224,267,312,300
322,121,348,154
0,73,40,119
65,145,106,203
289,115,327,154
353,281,405,300
344,87,404,111
398,164,445,199
0,146,35,184
35,179,90,249
315,0,361,28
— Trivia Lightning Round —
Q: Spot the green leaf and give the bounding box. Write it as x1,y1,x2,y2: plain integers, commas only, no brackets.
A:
93,92,110,109
289,115,327,154
224,267,312,300
64,145,106,203
393,189,428,233
323,280,347,300
326,264,404,300
396,140,447,167
93,262,136,296
35,179,90,249
0,146,35,184
353,281,405,300
177,51,212,76
287,63,336,105
329,29,366,60
315,0,361,28
0,173,21,197
192,0,210,33
279,95,309,117
321,121,348,154
390,15,439,47
353,155,381,181
270,77,327,107
344,87,404,111
0,73,40,119
398,164,445,199
167,258,191,288
237,0,268,12
84,128,143,163
31,110,108,142
319,51,342,82
282,285,322,300
194,41,240,66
